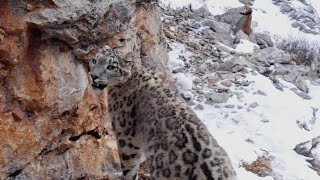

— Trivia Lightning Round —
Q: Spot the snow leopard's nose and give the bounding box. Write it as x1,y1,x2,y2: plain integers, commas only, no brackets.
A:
90,74,99,81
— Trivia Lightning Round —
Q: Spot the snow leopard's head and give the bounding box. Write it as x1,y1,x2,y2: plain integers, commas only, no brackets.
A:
88,46,134,91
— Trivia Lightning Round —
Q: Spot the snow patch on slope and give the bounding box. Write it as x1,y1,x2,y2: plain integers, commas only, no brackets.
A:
167,41,320,179
160,0,320,44
160,0,203,9
309,0,320,16
235,40,259,53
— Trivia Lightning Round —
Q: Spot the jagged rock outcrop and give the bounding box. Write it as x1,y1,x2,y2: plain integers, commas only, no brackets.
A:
294,136,320,175
272,0,320,35
251,33,274,49
214,6,253,36
0,0,167,179
215,6,246,31
215,6,273,49
252,47,292,65
163,5,235,46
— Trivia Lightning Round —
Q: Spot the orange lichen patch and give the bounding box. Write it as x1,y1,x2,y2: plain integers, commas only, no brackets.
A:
0,0,26,34
134,7,157,49
66,86,109,133
242,156,273,177
0,6,27,69
0,33,26,67
11,27,45,111
0,120,41,164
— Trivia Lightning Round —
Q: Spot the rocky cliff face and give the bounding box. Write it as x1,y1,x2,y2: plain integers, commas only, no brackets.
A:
0,0,167,179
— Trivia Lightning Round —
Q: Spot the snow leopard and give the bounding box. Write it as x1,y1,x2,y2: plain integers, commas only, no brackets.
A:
88,46,236,180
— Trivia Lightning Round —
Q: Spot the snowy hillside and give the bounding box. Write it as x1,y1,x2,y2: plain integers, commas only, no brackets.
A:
160,0,320,179
161,0,320,43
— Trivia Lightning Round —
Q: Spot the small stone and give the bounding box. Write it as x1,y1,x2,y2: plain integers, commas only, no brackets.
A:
187,100,196,106
181,93,192,101
238,105,243,109
245,138,254,144
291,88,312,100
163,28,176,39
195,95,204,102
274,82,284,91
217,60,235,71
231,65,245,73
225,105,235,109
240,80,253,86
249,102,259,108
294,76,309,93
233,37,241,44
236,30,250,41
207,77,220,88
172,67,184,74
261,119,270,123
193,78,203,84
205,92,229,103
194,104,204,110
257,90,267,96
205,101,213,105
221,80,232,87
281,5,293,12
192,22,201,29
214,105,221,108
212,50,220,57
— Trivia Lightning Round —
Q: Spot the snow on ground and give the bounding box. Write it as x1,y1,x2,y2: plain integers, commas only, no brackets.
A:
167,42,320,180
309,0,320,16
160,0,320,44
234,40,259,53
251,0,320,44
160,0,203,9
204,0,243,15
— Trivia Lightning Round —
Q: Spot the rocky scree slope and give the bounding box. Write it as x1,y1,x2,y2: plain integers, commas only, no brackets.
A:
161,3,320,180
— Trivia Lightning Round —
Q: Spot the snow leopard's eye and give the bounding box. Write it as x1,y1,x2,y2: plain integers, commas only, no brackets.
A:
107,65,116,70
92,59,97,65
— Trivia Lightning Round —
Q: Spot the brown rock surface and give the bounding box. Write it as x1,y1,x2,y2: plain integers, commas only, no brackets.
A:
0,0,168,179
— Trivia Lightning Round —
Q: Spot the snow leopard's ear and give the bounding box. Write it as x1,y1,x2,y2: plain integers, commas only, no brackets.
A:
119,52,134,68
123,52,134,62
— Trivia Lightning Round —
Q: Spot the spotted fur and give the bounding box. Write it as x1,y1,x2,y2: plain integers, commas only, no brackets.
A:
89,46,236,180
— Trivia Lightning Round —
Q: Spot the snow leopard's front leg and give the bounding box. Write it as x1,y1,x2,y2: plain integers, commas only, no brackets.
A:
117,135,143,180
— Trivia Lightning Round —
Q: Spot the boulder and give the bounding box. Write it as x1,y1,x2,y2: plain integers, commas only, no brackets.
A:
294,76,309,93
294,136,320,175
252,47,292,64
250,33,274,49
236,30,250,41
205,92,229,104
215,7,247,30
218,56,268,74
193,5,214,18
201,19,233,46
194,104,204,110
310,60,320,78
